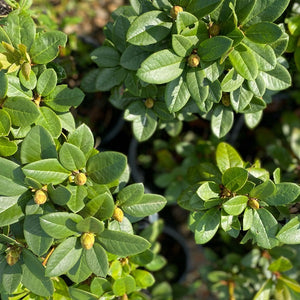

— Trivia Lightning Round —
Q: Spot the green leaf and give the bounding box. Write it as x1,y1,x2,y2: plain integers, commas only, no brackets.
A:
278,276,300,294
253,279,272,300
48,184,71,206
222,167,248,192
36,68,57,97
68,287,98,300
59,143,86,171
230,85,254,113
2,262,22,294
211,105,234,138
22,159,70,185
117,183,144,206
198,36,233,62
223,195,248,216
0,70,8,99
76,217,104,234
202,61,224,82
249,179,276,200
245,22,282,44
247,74,266,96
122,194,166,217
291,128,300,160
241,96,266,114
132,270,155,289
95,67,127,92
260,63,291,91
186,0,223,19
35,106,62,138
44,85,84,112
176,11,198,34
245,0,290,25
137,49,184,84
243,38,276,72
243,207,253,230
0,137,17,156
30,31,67,64
87,151,127,184
98,229,150,256
221,68,244,92
85,243,108,277
172,34,194,57
7,75,32,99
0,158,27,196
229,44,258,80
112,275,136,297
67,252,92,284
276,216,300,244
186,68,209,107
24,214,53,256
19,70,37,90
58,111,75,133
165,76,190,113
245,111,263,129
268,257,293,273
66,185,87,213
216,142,244,174
91,46,120,68
251,208,279,249
194,208,220,244
127,11,172,45
45,237,82,277
3,97,40,127
21,249,54,297
20,125,57,164
197,181,220,201
235,0,256,25
265,183,300,206
206,79,222,103
40,212,83,239
6,10,35,49
120,45,149,71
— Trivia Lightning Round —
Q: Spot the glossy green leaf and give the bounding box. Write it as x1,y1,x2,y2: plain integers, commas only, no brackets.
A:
0,70,8,99
0,109,10,137
67,252,92,284
94,67,127,91
230,85,254,113
245,22,282,44
3,97,40,127
66,185,87,213
268,257,293,272
98,229,150,256
247,74,266,96
35,106,62,138
222,167,248,192
120,45,149,71
0,137,17,156
19,70,37,90
122,194,166,217
36,68,57,96
260,63,291,91
20,125,57,164
45,237,82,277
30,31,67,64
276,216,300,244
44,85,84,112
211,105,234,138
221,68,244,92
223,195,248,216
85,243,108,277
253,279,272,300
198,36,233,62
229,44,258,80
22,159,70,185
249,179,276,200
176,11,198,33
112,275,136,297
117,183,144,206
172,34,194,57
265,183,300,206
186,0,223,19
251,208,279,249
7,75,32,99
245,110,263,129
48,184,71,206
197,181,220,201
241,96,266,114
137,49,184,84
59,143,86,171
91,46,120,68
2,262,22,294
21,249,54,297
278,276,300,293
216,142,244,174
165,75,190,113
194,208,221,244
68,287,98,299
40,212,82,239
127,11,172,45
24,214,53,256
243,207,253,231
87,151,127,184
132,269,155,288
76,217,104,234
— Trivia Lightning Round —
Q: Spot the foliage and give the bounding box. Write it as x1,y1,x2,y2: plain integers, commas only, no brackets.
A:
83,0,292,141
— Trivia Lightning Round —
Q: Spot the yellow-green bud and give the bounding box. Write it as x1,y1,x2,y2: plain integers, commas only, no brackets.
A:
170,5,183,19
81,232,95,250
21,62,31,80
248,198,260,210
121,294,128,300
188,54,200,67
74,173,87,186
34,189,47,205
145,98,154,109
113,206,124,223
6,249,21,266
209,23,221,37
221,93,231,106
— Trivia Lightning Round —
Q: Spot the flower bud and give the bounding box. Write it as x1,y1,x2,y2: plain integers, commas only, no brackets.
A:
74,173,87,186
188,54,200,67
6,248,21,266
221,93,231,106
34,189,47,205
121,294,128,300
81,232,95,250
170,6,183,19
113,206,124,223
248,198,260,210
209,23,221,37
145,98,154,109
